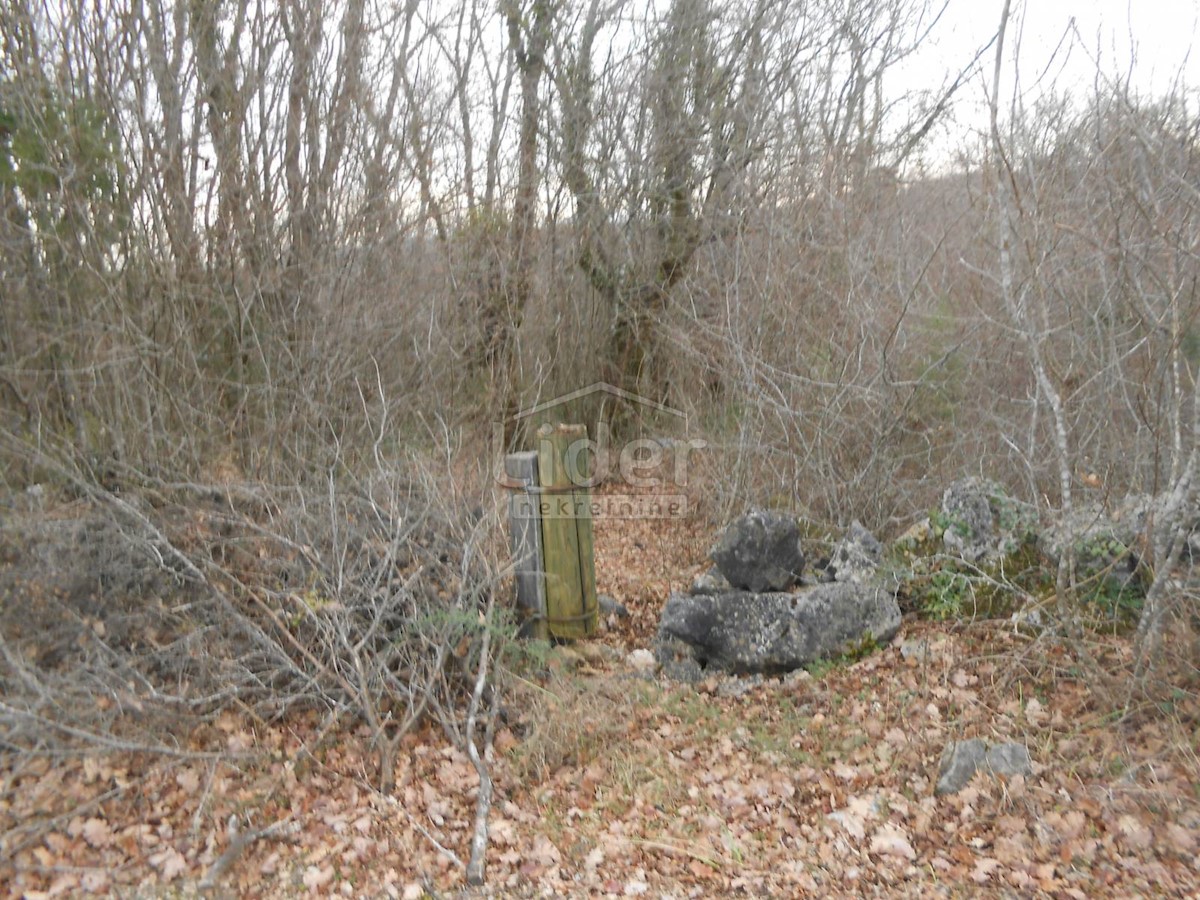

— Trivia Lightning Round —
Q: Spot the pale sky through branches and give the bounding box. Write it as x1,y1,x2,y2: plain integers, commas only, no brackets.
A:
893,0,1200,166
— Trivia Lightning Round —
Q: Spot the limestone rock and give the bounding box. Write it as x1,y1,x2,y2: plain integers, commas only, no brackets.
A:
1039,503,1141,596
710,509,805,593
598,593,630,617
825,520,884,584
690,567,732,596
625,648,657,674
939,478,1037,563
655,582,901,678
936,739,1033,795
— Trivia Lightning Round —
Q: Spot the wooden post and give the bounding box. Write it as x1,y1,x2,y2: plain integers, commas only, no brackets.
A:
505,451,547,640
536,424,598,639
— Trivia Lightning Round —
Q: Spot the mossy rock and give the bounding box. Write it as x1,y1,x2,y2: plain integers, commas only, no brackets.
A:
937,477,1039,563
1038,503,1146,620
888,477,1042,622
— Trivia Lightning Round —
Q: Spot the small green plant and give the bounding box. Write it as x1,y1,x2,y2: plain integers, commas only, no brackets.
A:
1061,530,1146,626
1077,533,1128,562
928,508,968,541
923,568,973,620
1078,576,1144,624
992,496,1040,552
890,519,1048,621
502,631,553,674
803,635,880,678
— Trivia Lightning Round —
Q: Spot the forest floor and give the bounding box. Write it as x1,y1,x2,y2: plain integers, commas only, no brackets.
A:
3,488,1200,898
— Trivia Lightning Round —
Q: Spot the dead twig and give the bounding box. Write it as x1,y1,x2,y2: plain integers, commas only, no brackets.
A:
199,815,299,892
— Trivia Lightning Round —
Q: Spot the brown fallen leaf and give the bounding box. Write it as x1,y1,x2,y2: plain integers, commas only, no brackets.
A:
971,857,1002,883
1116,814,1153,851
1164,822,1197,854
493,728,518,755
149,847,188,881
81,817,113,849
870,824,916,860
302,864,335,890
176,767,201,793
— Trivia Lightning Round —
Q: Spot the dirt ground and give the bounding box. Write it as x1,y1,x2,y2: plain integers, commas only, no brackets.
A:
3,492,1200,898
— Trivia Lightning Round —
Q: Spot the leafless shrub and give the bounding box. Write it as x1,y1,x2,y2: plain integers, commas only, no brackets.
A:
0,430,512,884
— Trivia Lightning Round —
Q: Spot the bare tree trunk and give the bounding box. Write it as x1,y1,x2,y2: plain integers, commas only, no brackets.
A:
988,0,1077,626
491,0,554,446
145,0,198,274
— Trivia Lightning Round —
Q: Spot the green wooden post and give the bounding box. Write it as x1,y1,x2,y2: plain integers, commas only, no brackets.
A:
536,423,598,639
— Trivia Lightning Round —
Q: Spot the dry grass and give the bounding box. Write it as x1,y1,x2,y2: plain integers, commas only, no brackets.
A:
505,670,648,787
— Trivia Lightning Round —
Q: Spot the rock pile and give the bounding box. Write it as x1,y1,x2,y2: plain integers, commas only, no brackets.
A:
654,511,899,681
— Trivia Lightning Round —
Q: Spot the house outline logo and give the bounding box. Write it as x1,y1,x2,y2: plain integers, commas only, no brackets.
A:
494,382,705,516
512,382,687,424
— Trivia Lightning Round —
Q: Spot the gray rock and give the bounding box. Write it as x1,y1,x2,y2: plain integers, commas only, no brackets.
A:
936,739,1033,795
986,742,1033,778
653,635,706,683
625,648,657,673
690,567,732,596
716,674,764,698
939,478,1036,563
710,509,805,593
1010,601,1051,635
936,739,988,795
1039,503,1141,594
598,593,630,617
655,582,901,677
1114,492,1200,565
826,520,884,584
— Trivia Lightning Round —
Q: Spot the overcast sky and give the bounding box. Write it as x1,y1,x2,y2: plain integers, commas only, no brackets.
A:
894,0,1200,164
